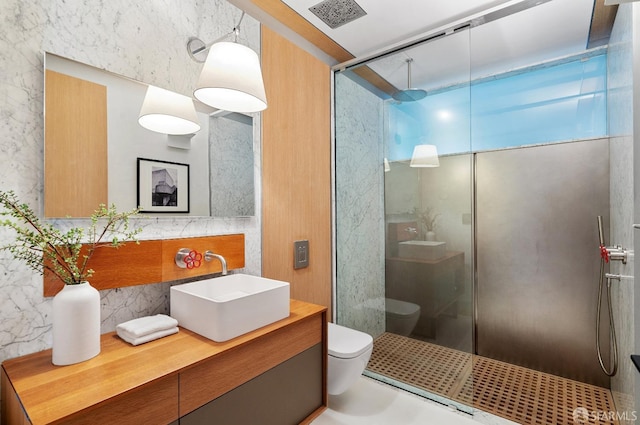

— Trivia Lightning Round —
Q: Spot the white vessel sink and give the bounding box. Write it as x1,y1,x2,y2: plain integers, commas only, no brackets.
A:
170,274,290,342
398,240,447,260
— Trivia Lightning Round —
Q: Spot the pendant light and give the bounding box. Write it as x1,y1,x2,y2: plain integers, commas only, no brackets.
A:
138,85,201,135
410,145,440,167
188,12,267,113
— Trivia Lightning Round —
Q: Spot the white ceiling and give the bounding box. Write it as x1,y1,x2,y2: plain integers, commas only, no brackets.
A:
232,0,604,94
282,0,514,57
280,0,598,92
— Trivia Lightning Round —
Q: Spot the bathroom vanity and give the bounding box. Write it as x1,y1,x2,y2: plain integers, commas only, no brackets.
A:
385,252,465,338
1,299,327,425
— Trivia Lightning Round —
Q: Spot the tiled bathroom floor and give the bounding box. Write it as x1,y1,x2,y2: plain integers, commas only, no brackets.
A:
366,333,618,425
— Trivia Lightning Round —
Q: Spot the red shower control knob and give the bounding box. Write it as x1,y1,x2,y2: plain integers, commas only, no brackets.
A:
600,245,609,263
185,250,203,269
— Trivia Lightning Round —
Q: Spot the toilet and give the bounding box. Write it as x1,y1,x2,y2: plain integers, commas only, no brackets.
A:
385,298,420,336
327,322,374,395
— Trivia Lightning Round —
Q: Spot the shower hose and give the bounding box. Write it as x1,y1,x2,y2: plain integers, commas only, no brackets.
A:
596,254,618,377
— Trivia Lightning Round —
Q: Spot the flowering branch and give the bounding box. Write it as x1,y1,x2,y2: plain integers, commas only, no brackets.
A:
414,207,440,233
0,191,141,284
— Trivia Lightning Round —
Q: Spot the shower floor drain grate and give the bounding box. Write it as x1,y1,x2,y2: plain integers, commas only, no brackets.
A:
368,333,618,425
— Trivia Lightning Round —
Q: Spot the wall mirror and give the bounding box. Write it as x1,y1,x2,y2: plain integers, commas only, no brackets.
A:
43,52,256,218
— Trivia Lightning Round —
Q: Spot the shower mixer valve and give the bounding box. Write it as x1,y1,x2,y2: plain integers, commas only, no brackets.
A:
597,216,629,264
599,244,628,264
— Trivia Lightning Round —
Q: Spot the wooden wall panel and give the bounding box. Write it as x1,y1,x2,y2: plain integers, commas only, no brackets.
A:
261,27,332,317
43,234,245,296
45,70,108,218
161,234,245,282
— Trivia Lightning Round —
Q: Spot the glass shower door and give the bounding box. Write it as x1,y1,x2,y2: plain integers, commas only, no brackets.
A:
334,27,474,410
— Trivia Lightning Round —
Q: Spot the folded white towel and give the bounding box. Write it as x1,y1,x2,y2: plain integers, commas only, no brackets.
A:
117,327,179,346
116,314,179,339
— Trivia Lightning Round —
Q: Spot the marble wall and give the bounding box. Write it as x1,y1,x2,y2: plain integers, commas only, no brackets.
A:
334,73,386,337
209,113,256,217
607,3,636,421
0,0,261,370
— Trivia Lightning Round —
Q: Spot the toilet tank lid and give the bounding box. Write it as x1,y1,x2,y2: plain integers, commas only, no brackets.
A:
385,298,420,315
328,322,373,359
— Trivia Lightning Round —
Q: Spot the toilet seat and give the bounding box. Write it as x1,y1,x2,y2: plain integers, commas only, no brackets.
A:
385,298,420,318
328,322,373,359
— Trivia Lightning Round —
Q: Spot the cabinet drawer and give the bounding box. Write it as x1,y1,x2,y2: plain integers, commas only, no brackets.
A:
179,315,322,416
57,374,178,425
181,344,323,425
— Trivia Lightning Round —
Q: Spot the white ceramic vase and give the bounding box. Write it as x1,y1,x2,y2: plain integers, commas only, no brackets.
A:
426,230,437,241
52,281,101,366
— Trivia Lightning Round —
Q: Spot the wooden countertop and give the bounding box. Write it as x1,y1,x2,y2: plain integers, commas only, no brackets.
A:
2,299,326,425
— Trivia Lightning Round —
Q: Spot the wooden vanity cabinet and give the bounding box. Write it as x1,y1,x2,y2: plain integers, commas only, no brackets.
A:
386,252,465,338
1,300,327,425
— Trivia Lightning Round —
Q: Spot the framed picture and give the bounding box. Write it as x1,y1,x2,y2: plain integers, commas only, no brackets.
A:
137,158,190,213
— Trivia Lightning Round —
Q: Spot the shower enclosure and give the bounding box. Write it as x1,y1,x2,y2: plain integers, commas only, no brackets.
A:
332,5,622,420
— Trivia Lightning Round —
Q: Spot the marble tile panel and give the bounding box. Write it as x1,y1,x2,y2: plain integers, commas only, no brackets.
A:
607,3,636,417
334,73,386,337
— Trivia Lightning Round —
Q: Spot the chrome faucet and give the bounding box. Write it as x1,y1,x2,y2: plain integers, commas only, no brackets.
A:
205,251,228,275
405,226,418,239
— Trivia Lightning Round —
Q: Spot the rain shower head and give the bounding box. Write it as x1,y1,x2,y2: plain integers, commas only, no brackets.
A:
393,88,427,102
392,58,427,102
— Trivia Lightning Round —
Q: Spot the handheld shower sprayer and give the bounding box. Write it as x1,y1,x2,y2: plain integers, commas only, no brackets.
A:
595,215,618,377
597,215,605,247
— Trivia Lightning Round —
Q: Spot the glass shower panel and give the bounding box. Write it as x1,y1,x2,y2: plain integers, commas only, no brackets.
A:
334,28,474,410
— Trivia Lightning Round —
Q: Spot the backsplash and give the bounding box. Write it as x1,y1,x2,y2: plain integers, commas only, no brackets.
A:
0,0,261,364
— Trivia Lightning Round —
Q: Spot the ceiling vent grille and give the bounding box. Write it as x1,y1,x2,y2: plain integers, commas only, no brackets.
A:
309,0,367,29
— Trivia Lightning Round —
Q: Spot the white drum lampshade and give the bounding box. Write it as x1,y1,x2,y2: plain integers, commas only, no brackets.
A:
410,144,440,167
194,42,267,113
138,86,201,135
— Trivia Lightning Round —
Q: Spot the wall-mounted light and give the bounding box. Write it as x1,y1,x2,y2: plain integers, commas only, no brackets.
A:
410,144,440,167
138,85,201,135
187,12,267,113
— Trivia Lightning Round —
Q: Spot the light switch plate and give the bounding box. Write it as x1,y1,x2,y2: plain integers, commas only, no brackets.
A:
294,240,309,269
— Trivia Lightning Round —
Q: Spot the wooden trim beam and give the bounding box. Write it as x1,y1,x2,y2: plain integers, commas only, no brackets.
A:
588,0,617,49
251,0,353,63
251,0,398,97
